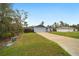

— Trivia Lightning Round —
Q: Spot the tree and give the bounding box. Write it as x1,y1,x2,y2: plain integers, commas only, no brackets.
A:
60,21,69,27
52,22,59,31
24,22,28,27
76,24,79,31
60,21,65,27
0,3,28,38
64,23,69,27
0,3,15,39
0,3,13,33
15,10,27,22
0,3,12,17
53,22,59,28
14,10,28,33
40,21,44,26
8,10,28,35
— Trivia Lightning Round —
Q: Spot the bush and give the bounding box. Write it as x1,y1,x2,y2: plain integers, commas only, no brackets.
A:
0,32,12,38
24,28,34,33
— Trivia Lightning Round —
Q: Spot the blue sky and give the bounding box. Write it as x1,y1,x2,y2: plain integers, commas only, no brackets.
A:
13,3,79,26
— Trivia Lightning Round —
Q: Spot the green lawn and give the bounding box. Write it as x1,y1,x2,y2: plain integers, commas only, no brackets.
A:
51,32,79,39
0,33,70,56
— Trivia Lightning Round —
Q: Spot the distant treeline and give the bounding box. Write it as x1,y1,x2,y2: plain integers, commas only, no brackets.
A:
51,21,79,31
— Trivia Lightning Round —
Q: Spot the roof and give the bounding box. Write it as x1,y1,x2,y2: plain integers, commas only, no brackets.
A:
34,25,46,28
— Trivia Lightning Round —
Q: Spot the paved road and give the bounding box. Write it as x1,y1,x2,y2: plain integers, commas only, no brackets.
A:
37,32,79,56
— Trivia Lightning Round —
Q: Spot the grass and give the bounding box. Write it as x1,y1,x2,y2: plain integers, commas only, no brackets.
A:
0,33,70,56
51,32,79,39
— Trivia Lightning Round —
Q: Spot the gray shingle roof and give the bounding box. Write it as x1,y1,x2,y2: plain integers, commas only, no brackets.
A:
35,25,46,28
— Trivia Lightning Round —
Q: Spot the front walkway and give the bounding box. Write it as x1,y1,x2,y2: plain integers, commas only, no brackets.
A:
37,32,79,56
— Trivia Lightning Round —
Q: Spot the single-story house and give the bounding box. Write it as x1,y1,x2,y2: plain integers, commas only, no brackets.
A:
34,25,52,32
56,27,77,32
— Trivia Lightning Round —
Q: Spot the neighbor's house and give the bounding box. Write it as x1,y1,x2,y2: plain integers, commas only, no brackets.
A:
56,27,77,32
34,25,52,32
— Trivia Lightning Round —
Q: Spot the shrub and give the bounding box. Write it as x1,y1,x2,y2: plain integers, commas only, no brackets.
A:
24,28,34,33
0,32,12,38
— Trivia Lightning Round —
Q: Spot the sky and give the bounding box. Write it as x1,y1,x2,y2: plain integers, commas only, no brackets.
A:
13,3,79,26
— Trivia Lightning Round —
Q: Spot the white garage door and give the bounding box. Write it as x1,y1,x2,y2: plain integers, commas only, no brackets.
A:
34,27,46,32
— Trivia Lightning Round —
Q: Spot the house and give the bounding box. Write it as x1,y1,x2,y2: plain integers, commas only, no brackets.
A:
34,25,52,32
34,25,46,32
56,27,77,32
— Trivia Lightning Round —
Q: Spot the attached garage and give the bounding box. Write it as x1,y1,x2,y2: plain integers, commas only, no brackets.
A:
34,25,47,32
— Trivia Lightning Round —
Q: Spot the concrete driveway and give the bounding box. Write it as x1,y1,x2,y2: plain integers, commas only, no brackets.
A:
37,32,79,56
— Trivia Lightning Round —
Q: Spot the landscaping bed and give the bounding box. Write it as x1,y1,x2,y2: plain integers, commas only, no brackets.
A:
0,34,17,48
